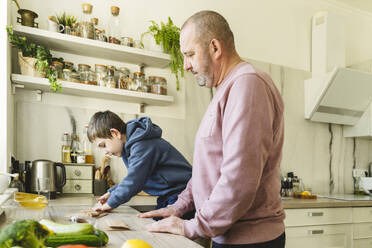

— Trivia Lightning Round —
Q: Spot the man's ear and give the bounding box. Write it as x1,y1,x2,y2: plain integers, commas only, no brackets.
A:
109,128,121,139
209,39,222,59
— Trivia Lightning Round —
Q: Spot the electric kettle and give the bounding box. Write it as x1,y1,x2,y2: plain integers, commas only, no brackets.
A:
30,159,66,199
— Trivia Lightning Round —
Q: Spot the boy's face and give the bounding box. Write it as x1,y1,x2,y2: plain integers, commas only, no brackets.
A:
94,129,125,157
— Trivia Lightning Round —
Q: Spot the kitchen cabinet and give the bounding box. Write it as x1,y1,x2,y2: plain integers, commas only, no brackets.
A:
285,208,352,248
63,163,94,194
352,207,372,246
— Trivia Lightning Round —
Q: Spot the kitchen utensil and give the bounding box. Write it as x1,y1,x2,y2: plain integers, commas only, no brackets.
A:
17,9,39,28
47,17,64,33
30,159,66,199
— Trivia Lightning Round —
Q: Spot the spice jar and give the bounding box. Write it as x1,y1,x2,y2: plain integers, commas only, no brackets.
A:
62,69,72,81
71,22,80,36
64,61,74,70
70,71,80,83
79,3,95,39
133,72,147,92
52,61,63,79
118,67,130,89
152,77,167,95
105,66,117,88
95,64,107,87
120,37,133,47
108,6,121,44
78,64,91,84
88,70,97,85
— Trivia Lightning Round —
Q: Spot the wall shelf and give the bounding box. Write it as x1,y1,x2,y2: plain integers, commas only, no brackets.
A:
11,74,174,106
13,25,170,68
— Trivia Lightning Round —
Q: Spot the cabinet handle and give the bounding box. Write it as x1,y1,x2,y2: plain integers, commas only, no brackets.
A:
308,229,324,235
308,212,324,217
74,184,81,191
74,169,81,177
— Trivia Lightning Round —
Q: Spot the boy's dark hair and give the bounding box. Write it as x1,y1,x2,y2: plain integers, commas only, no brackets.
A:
87,111,126,142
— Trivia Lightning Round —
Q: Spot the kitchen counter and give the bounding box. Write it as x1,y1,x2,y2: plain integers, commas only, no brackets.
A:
283,195,372,209
0,195,202,248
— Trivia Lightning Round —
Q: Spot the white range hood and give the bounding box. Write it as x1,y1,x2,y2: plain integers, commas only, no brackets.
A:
304,11,372,137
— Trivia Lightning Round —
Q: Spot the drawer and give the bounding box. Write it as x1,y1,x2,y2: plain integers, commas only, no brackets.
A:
286,224,352,248
353,238,372,247
285,208,352,227
353,223,372,239
353,207,372,223
65,165,93,180
63,179,92,193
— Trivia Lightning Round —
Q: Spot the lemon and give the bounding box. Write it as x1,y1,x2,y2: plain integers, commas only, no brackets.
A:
121,239,153,248
301,191,311,196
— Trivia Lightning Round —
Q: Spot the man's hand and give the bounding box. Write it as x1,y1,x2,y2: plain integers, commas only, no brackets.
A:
137,206,178,218
97,192,110,205
93,202,113,212
146,216,184,235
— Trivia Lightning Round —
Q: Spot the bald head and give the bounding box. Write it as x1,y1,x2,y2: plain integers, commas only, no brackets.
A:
181,10,235,52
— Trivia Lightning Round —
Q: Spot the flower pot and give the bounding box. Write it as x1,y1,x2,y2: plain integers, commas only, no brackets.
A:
18,52,45,77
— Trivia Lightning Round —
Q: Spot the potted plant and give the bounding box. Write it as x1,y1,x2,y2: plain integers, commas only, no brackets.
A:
55,12,78,33
141,17,184,90
6,26,62,92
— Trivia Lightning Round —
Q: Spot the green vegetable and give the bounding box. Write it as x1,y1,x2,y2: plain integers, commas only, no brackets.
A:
0,219,50,248
6,25,62,92
141,17,184,90
39,219,94,236
45,230,108,247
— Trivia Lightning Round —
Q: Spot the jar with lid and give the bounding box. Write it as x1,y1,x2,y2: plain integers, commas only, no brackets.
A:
62,69,72,81
64,61,74,70
151,77,167,95
105,65,117,88
95,64,107,87
79,3,95,39
133,72,148,92
107,6,121,44
118,67,130,89
88,71,97,85
70,71,80,83
71,22,80,36
78,64,91,84
52,61,63,79
120,37,133,47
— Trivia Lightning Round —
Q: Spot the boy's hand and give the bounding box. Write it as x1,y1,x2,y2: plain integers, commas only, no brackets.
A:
137,206,178,218
93,202,113,212
145,216,184,235
97,192,110,204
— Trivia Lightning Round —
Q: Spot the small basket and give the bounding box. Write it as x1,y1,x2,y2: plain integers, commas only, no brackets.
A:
18,52,45,77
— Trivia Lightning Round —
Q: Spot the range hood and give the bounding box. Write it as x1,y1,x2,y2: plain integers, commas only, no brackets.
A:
304,11,372,136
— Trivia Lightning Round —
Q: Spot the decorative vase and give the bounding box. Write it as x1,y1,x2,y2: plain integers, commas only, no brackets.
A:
18,52,45,77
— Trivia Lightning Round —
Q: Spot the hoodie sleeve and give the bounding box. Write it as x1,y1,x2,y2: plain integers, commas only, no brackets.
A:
107,141,157,208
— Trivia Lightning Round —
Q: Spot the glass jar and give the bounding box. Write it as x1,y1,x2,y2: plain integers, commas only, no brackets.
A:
95,64,107,87
88,71,97,85
70,71,80,83
71,22,80,36
120,37,133,47
133,72,147,92
133,40,143,49
62,68,72,81
107,6,121,44
78,64,91,84
64,61,74,70
105,65,117,88
151,76,167,95
118,67,130,89
52,61,63,79
79,3,95,39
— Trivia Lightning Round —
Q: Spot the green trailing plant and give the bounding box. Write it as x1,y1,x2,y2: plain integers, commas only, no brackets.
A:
6,25,62,92
141,17,184,90
56,12,78,28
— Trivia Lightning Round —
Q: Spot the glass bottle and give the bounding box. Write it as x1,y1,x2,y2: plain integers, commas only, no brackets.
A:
118,67,130,89
95,64,107,87
133,72,147,92
105,65,117,88
61,132,72,163
107,6,121,44
79,3,95,39
83,125,94,164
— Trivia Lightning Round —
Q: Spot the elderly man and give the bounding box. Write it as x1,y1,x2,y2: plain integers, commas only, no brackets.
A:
139,10,285,248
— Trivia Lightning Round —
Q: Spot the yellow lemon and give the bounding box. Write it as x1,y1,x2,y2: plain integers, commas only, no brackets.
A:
121,239,153,248
301,191,311,196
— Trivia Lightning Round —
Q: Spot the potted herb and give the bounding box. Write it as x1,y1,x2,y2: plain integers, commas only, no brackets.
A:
6,26,62,92
141,17,184,90
55,12,78,33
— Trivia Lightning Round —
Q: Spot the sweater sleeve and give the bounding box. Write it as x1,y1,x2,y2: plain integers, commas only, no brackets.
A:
107,141,157,208
183,74,275,238
172,179,195,215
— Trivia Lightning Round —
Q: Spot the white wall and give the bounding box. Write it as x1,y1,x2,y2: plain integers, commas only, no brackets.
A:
8,0,372,195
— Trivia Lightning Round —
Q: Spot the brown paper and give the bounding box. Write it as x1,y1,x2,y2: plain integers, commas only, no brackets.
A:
80,209,109,218
96,215,130,231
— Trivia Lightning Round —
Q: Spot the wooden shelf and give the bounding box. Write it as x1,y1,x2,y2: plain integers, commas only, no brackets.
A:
11,74,174,106
13,25,170,68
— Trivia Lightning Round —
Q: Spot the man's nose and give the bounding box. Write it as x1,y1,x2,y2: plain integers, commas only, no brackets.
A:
184,59,192,71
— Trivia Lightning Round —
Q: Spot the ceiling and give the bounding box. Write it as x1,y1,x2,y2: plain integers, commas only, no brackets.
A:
333,0,372,13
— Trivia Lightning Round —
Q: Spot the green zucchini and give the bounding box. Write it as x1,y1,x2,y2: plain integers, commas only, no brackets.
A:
39,219,94,235
45,229,108,247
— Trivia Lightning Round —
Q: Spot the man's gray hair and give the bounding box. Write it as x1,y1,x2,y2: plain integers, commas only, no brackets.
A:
182,10,235,52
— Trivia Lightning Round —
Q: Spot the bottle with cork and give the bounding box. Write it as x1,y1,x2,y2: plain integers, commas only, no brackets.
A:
107,6,121,44
83,125,94,164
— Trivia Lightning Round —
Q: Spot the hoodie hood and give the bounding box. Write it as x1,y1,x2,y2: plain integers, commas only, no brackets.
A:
124,117,162,153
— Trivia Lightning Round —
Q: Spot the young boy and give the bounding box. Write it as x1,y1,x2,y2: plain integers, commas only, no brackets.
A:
88,111,193,218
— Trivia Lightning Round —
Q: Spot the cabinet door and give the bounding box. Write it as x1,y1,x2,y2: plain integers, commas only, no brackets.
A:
285,208,352,227
286,224,352,248
353,238,372,248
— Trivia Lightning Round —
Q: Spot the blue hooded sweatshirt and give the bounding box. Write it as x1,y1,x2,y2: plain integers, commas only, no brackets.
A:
107,117,192,208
